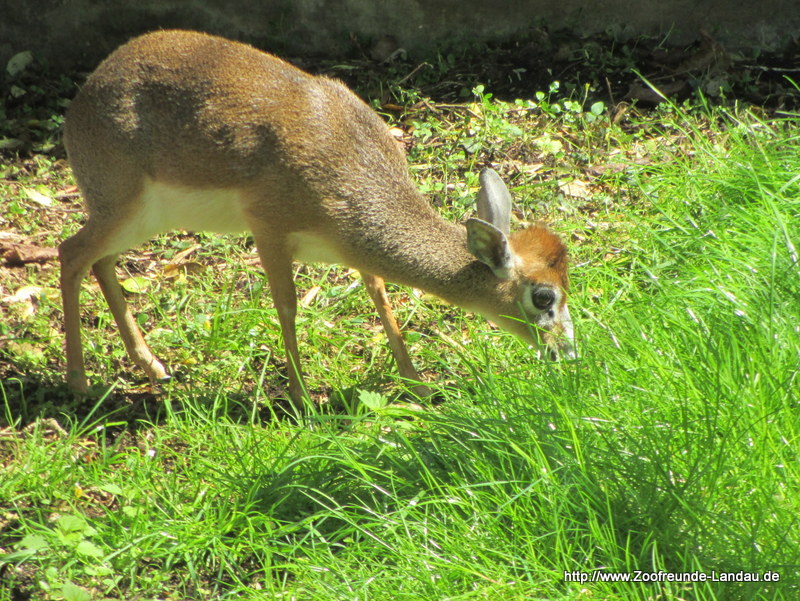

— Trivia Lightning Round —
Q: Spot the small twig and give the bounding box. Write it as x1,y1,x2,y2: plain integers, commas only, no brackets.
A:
395,62,430,86
605,76,616,107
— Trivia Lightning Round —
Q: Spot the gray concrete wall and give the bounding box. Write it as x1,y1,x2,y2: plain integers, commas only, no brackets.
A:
1,0,797,72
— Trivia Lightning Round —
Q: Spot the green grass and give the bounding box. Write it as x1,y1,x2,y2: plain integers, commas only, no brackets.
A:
2,91,799,600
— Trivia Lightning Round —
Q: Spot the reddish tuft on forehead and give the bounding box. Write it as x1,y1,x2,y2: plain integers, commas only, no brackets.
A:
509,224,569,290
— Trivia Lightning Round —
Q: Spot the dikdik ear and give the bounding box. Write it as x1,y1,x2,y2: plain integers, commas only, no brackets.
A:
466,218,515,279
475,168,512,236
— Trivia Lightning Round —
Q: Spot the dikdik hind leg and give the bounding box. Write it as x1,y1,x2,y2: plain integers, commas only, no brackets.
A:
59,221,167,391
92,255,168,382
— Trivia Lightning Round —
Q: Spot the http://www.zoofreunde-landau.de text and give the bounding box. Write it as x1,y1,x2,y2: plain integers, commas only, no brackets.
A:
563,569,781,584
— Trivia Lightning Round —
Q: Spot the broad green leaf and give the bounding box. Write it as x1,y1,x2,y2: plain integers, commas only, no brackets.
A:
57,514,87,534
61,581,91,601
590,101,606,115
97,483,124,496
76,540,104,558
17,533,49,551
120,276,150,293
6,51,33,77
358,389,388,411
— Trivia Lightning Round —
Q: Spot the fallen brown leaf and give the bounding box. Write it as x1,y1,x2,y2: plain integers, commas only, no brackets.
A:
558,179,593,199
300,285,322,308
1,243,59,266
1,285,44,319
162,261,205,279
625,80,687,103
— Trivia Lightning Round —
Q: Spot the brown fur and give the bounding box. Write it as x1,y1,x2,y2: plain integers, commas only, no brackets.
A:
511,225,570,294
59,30,573,404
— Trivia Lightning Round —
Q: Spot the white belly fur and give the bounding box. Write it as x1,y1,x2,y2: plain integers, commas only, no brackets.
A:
107,179,248,254
287,231,345,265
140,179,249,234
110,178,345,265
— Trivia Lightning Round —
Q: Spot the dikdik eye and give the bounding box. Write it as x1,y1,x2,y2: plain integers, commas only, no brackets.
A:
532,286,556,310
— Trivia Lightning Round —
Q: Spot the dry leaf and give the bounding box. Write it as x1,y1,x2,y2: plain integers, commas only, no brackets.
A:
559,179,592,199
2,243,58,266
300,285,322,308
2,285,43,319
506,160,545,176
163,261,204,279
625,80,687,103
55,185,81,200
2,285,43,304
24,188,53,207
171,244,201,264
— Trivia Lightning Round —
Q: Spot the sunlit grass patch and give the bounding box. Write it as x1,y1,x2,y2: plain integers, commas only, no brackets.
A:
2,82,799,600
